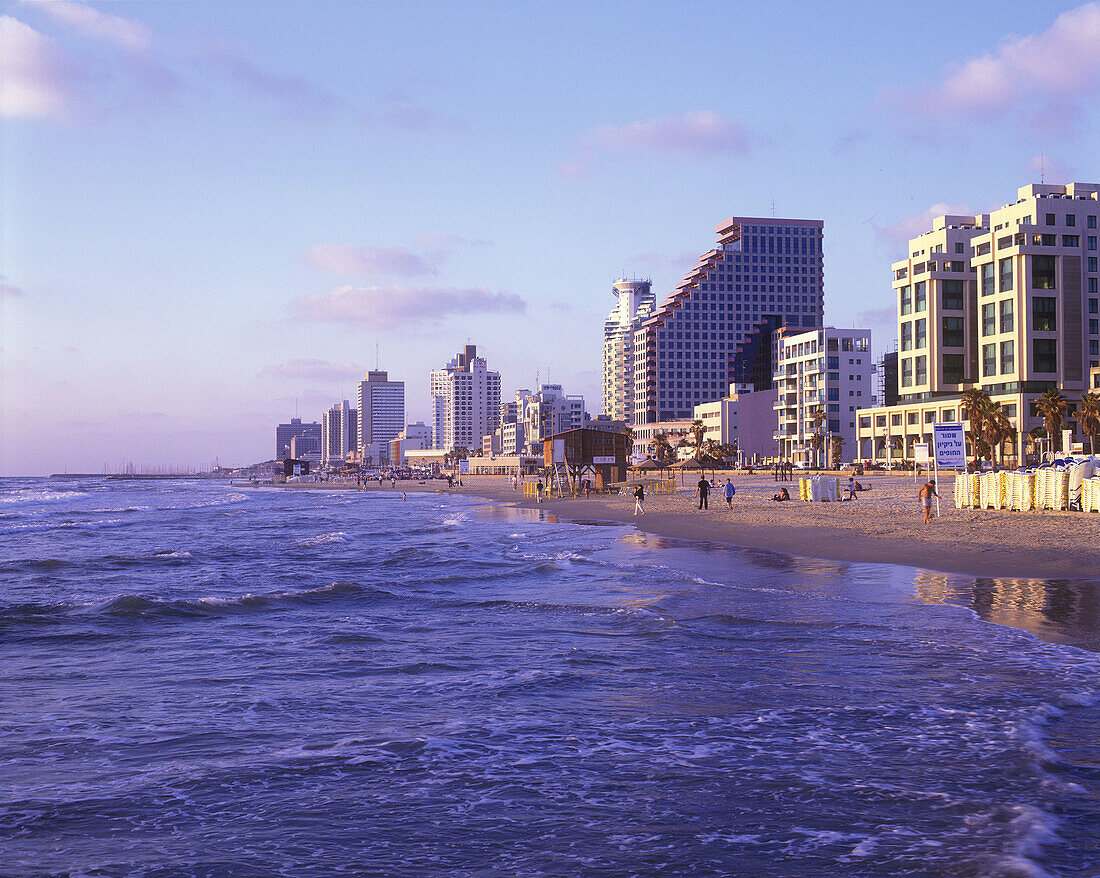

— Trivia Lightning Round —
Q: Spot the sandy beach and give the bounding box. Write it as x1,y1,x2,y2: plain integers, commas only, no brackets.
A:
263,471,1100,580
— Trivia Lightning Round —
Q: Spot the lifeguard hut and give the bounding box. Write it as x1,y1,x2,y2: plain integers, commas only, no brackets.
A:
542,428,630,495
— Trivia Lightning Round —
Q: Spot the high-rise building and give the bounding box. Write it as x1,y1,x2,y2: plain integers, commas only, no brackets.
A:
857,182,1100,463
275,417,321,461
773,328,872,465
633,216,824,424
356,370,405,463
430,344,502,453
603,278,655,424
321,400,358,466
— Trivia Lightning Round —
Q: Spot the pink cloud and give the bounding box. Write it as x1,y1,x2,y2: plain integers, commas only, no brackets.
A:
302,244,437,279
562,110,750,177
195,41,338,119
0,16,71,119
291,285,526,330
0,275,26,298
24,0,151,51
874,202,975,247
591,111,750,156
259,358,366,382
882,3,1100,127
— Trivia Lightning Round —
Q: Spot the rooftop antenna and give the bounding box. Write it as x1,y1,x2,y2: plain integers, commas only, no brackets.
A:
375,343,379,370
1040,153,1045,184
771,199,776,218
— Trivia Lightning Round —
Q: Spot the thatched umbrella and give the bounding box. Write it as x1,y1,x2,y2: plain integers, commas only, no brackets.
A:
630,457,666,471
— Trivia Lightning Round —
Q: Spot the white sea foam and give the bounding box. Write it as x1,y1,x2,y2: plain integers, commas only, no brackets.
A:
0,489,84,504
296,531,347,547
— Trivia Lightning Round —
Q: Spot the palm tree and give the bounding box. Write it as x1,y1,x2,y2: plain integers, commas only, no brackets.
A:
1079,392,1100,455
830,435,845,469
810,407,826,466
961,387,991,471
689,419,706,456
982,400,1016,469
651,432,674,466
1035,389,1069,455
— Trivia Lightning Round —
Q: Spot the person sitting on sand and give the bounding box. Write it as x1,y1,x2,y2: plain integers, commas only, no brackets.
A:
770,487,790,502
918,479,939,524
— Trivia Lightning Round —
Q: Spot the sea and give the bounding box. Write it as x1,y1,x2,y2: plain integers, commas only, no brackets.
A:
2,477,1099,878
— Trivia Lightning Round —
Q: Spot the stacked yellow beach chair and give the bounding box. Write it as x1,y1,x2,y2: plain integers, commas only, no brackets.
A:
1006,471,1036,511
953,472,980,508
978,472,1007,509
1082,477,1100,513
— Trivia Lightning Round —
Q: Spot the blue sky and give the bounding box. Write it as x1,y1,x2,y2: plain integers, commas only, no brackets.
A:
2,0,1099,474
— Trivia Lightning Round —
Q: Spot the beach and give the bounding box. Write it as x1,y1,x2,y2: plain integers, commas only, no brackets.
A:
311,471,1100,581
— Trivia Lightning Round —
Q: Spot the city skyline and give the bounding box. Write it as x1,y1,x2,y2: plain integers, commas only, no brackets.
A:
4,1,1100,474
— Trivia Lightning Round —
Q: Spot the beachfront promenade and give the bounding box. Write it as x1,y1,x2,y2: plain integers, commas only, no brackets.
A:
261,472,1100,580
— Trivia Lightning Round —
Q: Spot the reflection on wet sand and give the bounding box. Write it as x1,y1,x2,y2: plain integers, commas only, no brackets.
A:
915,572,1100,651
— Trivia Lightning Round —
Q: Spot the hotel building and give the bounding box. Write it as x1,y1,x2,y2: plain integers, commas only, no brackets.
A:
357,370,405,463
521,384,586,454
321,400,358,467
773,328,872,465
603,279,655,424
632,216,824,425
430,344,502,453
856,182,1100,463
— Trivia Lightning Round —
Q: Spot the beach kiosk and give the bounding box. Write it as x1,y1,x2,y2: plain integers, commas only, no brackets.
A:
543,428,630,496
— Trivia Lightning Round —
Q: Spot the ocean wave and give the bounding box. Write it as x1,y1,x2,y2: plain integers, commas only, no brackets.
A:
0,488,85,505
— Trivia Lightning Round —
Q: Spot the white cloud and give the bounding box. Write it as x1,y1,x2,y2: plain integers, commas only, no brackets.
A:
259,358,366,382
24,0,151,51
0,16,69,119
291,284,526,331
874,202,974,247
302,244,437,279
884,3,1100,126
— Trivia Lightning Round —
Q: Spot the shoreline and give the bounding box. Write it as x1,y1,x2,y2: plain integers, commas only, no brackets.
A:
253,475,1100,581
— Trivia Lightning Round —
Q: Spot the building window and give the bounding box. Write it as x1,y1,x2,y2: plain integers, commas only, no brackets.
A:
1045,213,1056,226
1090,236,1098,251
982,303,996,336
999,257,1013,292
983,343,997,377
1090,318,1098,335
1067,214,1077,227
999,299,1013,333
943,354,965,384
1092,299,1099,315
942,280,964,311
943,316,964,347
1063,235,1080,247
981,263,995,296
1000,340,1014,374
901,322,912,351
915,282,927,312
1032,256,1056,289
901,357,913,387
899,285,912,315
1033,297,1057,331
915,318,927,348
1033,338,1057,373
955,242,965,254
915,355,927,385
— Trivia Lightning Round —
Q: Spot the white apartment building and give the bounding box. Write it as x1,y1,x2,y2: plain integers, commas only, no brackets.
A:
356,370,405,462
430,344,502,453
521,384,586,453
857,182,1100,464
321,400,358,466
603,278,655,424
389,422,432,463
693,383,752,448
775,328,872,465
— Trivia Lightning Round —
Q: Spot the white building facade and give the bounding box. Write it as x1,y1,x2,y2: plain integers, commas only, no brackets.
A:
321,400,358,466
774,328,872,465
430,345,502,453
603,279,655,424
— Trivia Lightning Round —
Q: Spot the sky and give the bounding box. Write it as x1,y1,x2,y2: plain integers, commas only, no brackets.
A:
2,0,1099,475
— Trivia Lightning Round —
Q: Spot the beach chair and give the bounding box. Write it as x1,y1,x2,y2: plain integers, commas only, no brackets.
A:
1011,472,1036,511
1048,470,1069,511
1067,460,1094,511
1084,477,1100,513
799,477,810,501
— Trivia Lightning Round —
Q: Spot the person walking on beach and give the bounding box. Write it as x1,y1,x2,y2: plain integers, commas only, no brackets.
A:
536,480,545,503
583,479,591,499
918,479,939,524
696,476,710,510
724,478,736,509
512,475,518,492
633,483,645,516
